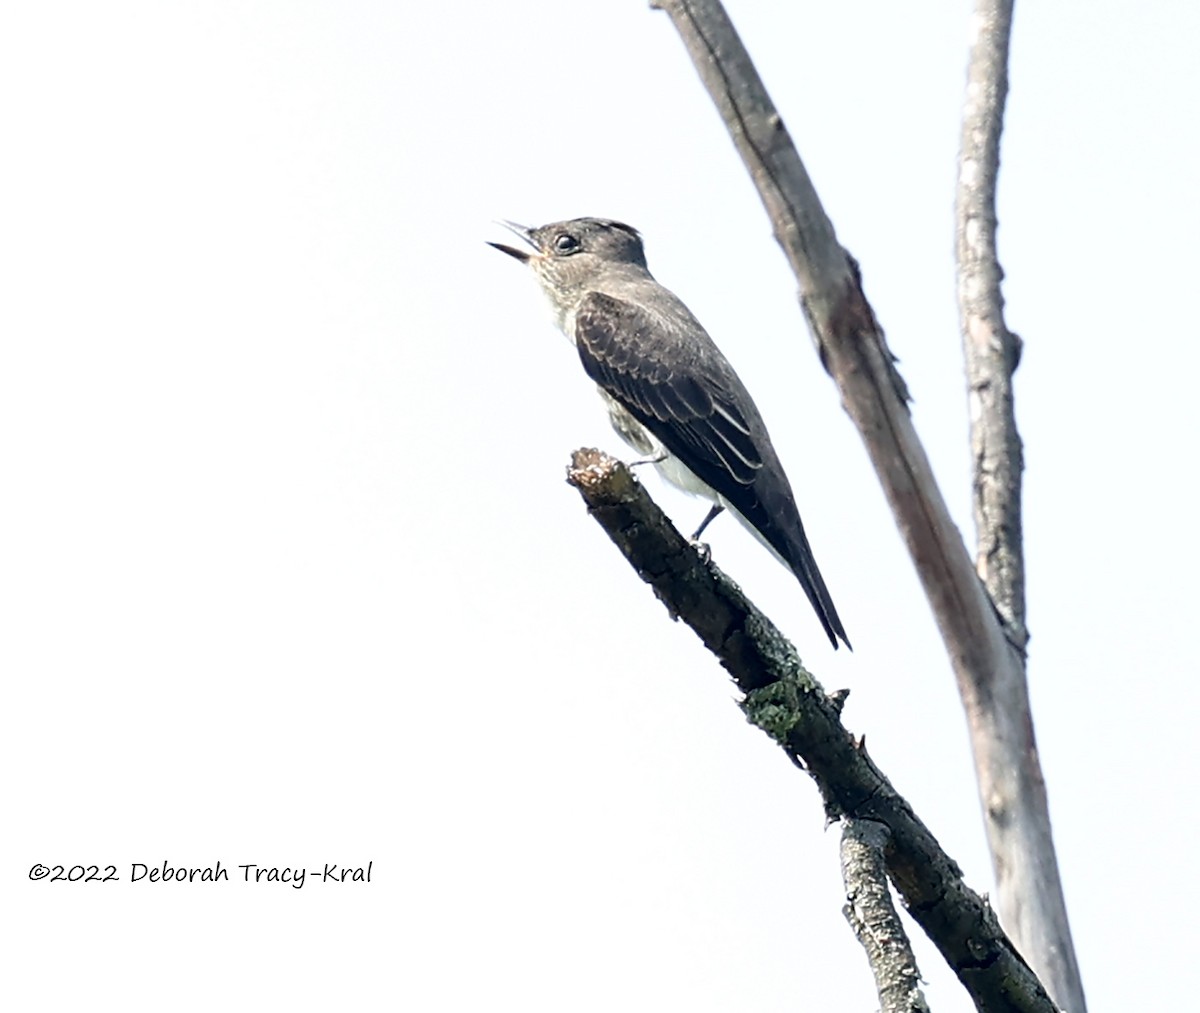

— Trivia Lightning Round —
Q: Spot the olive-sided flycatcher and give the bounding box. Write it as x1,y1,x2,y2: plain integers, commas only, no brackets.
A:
489,217,850,650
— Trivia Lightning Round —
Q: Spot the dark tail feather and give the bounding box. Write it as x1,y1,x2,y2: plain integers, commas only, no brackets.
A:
726,472,851,650
786,534,851,651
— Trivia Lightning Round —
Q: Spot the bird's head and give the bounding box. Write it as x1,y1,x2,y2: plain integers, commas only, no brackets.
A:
489,217,649,312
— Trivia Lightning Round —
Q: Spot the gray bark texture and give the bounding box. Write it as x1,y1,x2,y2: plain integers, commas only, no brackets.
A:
647,1,1086,1011
840,819,931,1013
566,449,1058,1013
958,0,1028,655
956,4,1086,1011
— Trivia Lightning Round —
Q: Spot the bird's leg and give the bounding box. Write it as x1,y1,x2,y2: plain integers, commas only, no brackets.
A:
689,504,725,564
628,450,668,468
691,503,724,541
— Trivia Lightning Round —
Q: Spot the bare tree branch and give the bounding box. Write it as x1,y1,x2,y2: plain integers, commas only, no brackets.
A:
648,0,1011,682
648,1,1085,1010
956,6,1086,1012
840,820,931,1013
958,0,1026,653
566,449,1058,1013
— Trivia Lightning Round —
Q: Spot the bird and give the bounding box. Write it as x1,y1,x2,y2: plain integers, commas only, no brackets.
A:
489,217,850,649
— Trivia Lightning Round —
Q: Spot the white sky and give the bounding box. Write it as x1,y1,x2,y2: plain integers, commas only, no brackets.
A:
3,2,1196,1010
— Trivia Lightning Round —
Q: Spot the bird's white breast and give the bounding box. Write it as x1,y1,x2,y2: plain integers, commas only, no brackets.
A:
600,392,717,500
604,397,789,568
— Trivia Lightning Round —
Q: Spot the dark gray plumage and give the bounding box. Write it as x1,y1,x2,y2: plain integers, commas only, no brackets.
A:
489,217,850,649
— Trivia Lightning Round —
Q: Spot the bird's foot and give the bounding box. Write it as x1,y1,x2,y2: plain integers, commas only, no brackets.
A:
689,538,713,564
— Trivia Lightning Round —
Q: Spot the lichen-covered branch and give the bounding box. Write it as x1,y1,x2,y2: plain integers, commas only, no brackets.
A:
566,449,1058,1013
840,820,930,1013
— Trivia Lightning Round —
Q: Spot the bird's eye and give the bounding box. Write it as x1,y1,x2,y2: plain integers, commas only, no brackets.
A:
554,233,580,254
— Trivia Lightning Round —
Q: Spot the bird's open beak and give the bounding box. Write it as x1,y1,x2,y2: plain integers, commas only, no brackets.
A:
487,220,538,263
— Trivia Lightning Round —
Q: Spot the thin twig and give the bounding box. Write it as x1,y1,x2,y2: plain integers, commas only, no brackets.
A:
957,0,1027,653
841,819,931,1013
956,6,1086,1011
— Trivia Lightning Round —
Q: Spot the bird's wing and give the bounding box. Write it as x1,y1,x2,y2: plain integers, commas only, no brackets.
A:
573,291,763,486
574,290,851,651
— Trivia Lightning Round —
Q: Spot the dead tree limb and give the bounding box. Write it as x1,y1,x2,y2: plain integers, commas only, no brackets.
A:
566,449,1057,1013
958,0,1027,655
649,1,1084,1010
648,0,1008,682
956,5,1085,1011
840,820,931,1013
